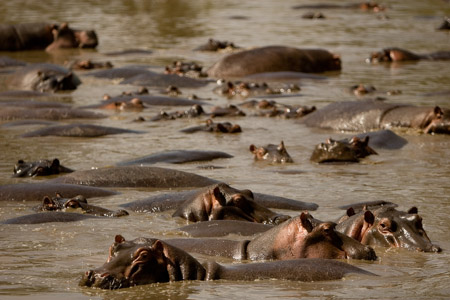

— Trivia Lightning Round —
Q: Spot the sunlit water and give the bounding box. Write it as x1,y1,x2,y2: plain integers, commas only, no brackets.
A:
0,0,449,299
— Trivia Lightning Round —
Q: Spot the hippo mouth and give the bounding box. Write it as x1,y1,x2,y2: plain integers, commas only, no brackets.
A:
80,270,130,290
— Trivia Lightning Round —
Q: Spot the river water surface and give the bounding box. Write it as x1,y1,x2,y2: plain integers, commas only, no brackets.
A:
0,0,449,299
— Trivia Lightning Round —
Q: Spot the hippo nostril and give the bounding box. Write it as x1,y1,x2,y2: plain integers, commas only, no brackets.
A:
431,245,442,253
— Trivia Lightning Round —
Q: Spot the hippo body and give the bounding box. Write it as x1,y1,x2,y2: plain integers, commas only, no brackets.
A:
48,166,219,188
336,205,441,252
207,46,341,79
121,187,318,212
13,158,73,177
178,220,273,237
87,67,210,88
168,213,377,261
117,150,233,166
299,100,450,134
20,124,144,138
79,236,374,289
355,130,408,150
0,183,117,202
0,22,97,51
7,63,81,92
249,141,293,163
0,106,106,121
1,211,102,224
172,183,290,225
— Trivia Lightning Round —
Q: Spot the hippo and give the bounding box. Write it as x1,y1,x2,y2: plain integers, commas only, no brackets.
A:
0,106,106,121
121,185,318,212
87,67,210,88
239,99,316,119
117,150,233,166
336,205,441,252
79,235,374,289
2,194,128,224
82,95,206,110
48,166,219,188
36,194,128,217
367,47,450,63
150,104,206,121
0,22,98,51
207,46,341,79
7,63,81,92
249,141,293,163
167,212,377,261
67,59,113,71
172,183,290,224
194,38,239,51
310,136,377,163
299,99,450,134
213,80,300,99
0,183,117,202
94,98,145,111
292,2,385,12
20,124,144,138
13,158,73,177
180,119,242,133
209,105,246,117
164,61,207,78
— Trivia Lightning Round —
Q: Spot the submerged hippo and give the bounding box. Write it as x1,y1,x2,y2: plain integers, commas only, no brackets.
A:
0,183,117,202
336,205,441,253
7,63,81,92
292,2,385,12
207,46,341,79
117,150,233,166
299,99,450,134
0,56,26,68
172,183,290,224
194,38,239,51
121,185,318,213
150,104,206,121
367,47,450,63
213,80,300,99
167,212,377,261
20,124,144,138
181,119,242,133
0,22,98,51
310,136,377,163
1,211,102,224
37,194,128,217
79,235,374,289
0,106,106,121
249,141,294,163
48,166,219,188
82,95,206,110
13,158,73,177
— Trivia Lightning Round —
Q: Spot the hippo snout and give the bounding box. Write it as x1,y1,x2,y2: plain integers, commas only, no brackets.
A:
430,244,442,253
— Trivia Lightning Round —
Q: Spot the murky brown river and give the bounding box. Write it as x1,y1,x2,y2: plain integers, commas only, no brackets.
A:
0,0,449,299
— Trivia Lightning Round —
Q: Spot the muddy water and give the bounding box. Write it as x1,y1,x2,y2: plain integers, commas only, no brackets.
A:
0,0,449,299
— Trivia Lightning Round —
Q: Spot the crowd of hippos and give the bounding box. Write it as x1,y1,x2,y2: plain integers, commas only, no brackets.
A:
0,2,449,290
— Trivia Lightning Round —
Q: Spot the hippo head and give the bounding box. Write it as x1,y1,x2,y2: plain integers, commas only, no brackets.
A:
367,48,421,63
251,212,377,261
79,235,205,289
38,194,128,217
74,30,98,48
423,107,450,134
45,23,78,51
206,119,242,133
173,183,290,225
249,141,294,163
338,206,441,253
310,136,377,163
13,158,72,177
35,69,80,92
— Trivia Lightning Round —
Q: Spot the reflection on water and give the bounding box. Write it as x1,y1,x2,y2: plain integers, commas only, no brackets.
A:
0,0,449,299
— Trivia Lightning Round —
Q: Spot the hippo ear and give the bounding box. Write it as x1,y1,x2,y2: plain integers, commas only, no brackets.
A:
433,106,443,118
115,235,125,244
249,145,256,153
51,158,60,168
212,186,226,206
347,207,355,217
277,141,286,151
300,212,314,233
408,207,418,214
42,196,54,206
364,211,375,225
